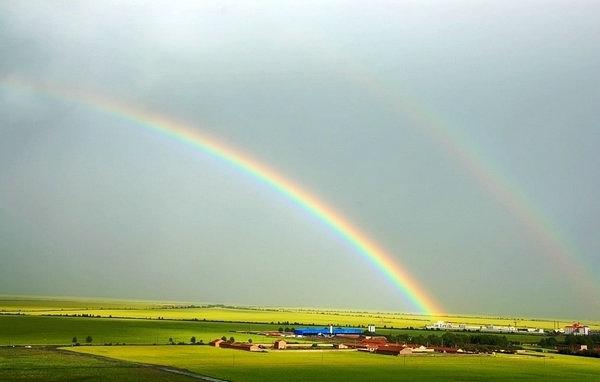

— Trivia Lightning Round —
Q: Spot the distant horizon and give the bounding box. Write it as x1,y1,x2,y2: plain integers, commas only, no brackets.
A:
2,294,597,324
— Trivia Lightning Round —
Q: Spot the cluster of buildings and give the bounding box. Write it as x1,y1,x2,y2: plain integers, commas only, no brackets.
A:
563,322,590,336
426,320,593,336
346,336,468,356
207,335,453,356
208,338,293,352
207,321,594,355
208,325,374,353
208,322,475,356
426,321,545,334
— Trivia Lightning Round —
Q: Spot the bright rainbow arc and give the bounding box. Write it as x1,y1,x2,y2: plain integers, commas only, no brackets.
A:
1,77,441,315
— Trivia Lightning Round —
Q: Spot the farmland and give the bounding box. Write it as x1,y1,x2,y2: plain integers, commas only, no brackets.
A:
69,345,600,382
0,315,284,346
0,347,193,382
2,296,597,331
1,297,599,382
0,314,551,347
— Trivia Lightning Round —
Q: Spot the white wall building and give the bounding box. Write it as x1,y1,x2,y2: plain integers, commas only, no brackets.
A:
564,322,590,336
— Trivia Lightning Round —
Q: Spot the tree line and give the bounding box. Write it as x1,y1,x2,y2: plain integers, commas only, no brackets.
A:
540,334,600,358
386,332,513,350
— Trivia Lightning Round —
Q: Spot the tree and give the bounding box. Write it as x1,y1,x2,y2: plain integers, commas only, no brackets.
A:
190,336,196,344
85,336,93,344
248,338,252,343
169,337,174,344
539,337,557,349
221,336,227,341
72,337,77,344
229,336,235,343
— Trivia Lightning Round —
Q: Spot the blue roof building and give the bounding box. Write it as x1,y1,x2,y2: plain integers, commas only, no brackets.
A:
294,326,364,336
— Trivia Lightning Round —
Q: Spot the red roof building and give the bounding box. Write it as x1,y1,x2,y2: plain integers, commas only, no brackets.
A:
220,342,262,352
209,339,224,347
564,322,590,336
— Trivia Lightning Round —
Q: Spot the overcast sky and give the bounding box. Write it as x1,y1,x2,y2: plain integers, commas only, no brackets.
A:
1,1,599,319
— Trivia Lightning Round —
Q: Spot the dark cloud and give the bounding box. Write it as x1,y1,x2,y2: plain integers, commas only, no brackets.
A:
1,1,599,318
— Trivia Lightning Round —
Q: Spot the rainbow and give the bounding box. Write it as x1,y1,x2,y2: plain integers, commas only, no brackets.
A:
382,87,596,294
0,77,441,315
299,29,597,297
337,64,597,296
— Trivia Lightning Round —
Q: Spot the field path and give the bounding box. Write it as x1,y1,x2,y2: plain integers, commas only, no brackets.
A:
58,347,229,382
157,367,229,382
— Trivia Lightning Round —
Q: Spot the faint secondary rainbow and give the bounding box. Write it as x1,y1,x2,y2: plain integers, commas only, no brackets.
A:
341,66,598,295
288,28,595,293
292,23,598,298
0,76,441,315
274,28,600,301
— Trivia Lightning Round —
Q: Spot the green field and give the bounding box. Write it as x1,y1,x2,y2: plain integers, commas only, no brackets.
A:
0,347,194,381
0,315,287,345
0,315,551,347
69,345,600,382
2,297,599,382
3,296,597,331
0,296,170,312
375,327,552,345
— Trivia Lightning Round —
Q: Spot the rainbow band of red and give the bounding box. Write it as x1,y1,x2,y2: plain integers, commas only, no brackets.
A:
2,77,441,315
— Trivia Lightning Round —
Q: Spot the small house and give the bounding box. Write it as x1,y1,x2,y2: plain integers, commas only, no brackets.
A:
220,342,262,352
273,340,287,350
209,339,224,348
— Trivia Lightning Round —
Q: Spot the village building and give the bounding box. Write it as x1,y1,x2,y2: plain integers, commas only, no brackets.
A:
564,322,590,336
354,337,388,352
220,342,262,352
375,347,404,356
273,340,287,350
412,345,435,353
399,347,413,355
433,347,465,354
374,344,411,356
294,325,363,336
209,339,224,347
364,336,388,342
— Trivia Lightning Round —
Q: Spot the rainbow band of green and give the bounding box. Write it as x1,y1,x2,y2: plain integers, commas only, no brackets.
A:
1,77,441,315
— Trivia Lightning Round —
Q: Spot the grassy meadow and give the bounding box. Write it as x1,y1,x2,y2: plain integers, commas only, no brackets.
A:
0,315,552,347
2,296,599,382
0,315,285,346
0,347,193,382
69,345,600,382
2,296,597,330
0,296,168,312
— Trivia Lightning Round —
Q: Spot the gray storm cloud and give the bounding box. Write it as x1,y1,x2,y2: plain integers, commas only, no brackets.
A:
1,1,599,318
